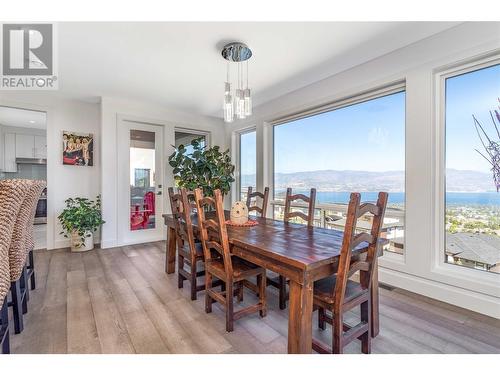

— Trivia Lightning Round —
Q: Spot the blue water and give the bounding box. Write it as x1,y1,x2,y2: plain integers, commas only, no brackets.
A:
274,190,500,206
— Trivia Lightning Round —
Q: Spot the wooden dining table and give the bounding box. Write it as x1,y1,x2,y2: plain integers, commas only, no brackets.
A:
163,212,385,354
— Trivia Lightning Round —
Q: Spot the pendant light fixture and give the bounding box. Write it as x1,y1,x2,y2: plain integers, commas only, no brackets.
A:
221,42,253,123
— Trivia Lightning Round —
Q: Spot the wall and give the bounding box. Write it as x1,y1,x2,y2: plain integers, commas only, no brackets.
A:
100,96,226,248
226,22,500,317
0,92,101,250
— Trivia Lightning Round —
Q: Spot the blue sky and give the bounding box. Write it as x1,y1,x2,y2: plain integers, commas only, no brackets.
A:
240,63,500,175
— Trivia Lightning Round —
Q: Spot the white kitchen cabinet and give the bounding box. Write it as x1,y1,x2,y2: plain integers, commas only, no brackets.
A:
16,134,36,158
15,134,47,159
34,135,47,158
4,133,17,172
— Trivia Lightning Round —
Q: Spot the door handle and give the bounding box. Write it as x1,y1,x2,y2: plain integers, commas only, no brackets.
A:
157,191,162,196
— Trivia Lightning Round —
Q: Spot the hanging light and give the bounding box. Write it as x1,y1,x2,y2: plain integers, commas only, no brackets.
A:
221,42,253,123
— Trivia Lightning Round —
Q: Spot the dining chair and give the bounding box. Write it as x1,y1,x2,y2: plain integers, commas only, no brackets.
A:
268,187,317,309
194,188,267,332
313,192,388,354
0,180,28,354
245,187,269,218
8,179,45,334
25,181,46,290
168,187,205,300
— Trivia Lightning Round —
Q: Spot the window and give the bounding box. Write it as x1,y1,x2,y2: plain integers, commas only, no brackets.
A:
239,130,257,201
175,130,207,154
444,63,500,274
273,90,406,254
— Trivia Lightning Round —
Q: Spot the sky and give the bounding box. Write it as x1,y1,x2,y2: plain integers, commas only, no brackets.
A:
240,63,500,176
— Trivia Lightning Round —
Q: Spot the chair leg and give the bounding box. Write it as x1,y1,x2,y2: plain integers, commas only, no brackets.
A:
257,274,267,318
1,299,10,354
10,280,23,334
318,307,326,330
20,267,29,314
237,281,244,303
205,273,213,314
28,249,36,290
332,311,343,354
177,251,185,289
190,260,197,301
225,282,234,332
278,275,287,310
361,299,372,354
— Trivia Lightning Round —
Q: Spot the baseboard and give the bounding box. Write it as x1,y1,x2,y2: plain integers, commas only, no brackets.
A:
379,267,500,319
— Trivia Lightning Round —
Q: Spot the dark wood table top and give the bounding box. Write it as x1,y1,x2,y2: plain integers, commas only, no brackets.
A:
163,211,387,272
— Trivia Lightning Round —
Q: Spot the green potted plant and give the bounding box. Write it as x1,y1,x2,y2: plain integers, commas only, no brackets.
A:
58,195,105,252
168,137,235,197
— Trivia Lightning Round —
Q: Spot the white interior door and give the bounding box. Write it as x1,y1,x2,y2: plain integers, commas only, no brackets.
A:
117,119,164,245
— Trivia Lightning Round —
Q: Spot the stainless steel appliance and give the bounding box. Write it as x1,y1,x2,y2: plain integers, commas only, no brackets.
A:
34,188,47,225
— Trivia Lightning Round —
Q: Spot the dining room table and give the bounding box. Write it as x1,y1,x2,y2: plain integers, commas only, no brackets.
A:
162,211,386,354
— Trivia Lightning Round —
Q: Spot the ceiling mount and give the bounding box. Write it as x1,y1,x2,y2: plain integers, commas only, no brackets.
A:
221,42,252,62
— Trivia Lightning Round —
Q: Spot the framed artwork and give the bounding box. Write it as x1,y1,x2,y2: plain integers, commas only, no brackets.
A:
62,131,94,166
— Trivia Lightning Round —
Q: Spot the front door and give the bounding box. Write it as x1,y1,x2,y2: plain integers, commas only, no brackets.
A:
117,119,164,245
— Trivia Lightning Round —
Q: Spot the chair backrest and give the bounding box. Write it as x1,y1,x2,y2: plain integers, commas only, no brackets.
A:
168,187,196,259
144,191,155,214
1,179,33,282
333,192,388,306
194,189,233,277
284,187,317,227
0,180,29,303
25,180,47,252
245,187,269,218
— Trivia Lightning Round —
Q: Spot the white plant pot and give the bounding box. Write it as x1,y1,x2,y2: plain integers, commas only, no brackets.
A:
71,230,94,252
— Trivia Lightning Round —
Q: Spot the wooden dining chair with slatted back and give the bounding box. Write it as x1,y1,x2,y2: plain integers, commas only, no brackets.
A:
268,187,317,309
245,187,269,218
313,192,388,354
194,188,267,332
168,187,205,300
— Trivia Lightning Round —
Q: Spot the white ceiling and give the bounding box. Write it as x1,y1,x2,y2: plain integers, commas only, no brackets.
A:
0,106,46,129
56,22,461,118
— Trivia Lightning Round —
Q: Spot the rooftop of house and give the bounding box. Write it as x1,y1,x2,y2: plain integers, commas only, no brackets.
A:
446,232,500,266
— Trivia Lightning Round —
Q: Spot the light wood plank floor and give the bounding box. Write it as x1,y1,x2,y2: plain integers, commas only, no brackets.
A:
10,242,500,354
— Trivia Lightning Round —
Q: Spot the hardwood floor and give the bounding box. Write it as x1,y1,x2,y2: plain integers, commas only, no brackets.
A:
9,241,500,354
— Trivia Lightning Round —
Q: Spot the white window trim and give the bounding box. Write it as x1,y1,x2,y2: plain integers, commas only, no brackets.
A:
432,55,500,297
233,126,257,202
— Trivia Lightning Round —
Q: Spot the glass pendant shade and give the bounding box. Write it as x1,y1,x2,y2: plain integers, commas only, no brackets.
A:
223,90,234,123
244,88,252,116
235,89,246,119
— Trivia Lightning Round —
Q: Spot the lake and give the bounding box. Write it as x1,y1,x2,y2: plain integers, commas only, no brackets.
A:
274,190,500,206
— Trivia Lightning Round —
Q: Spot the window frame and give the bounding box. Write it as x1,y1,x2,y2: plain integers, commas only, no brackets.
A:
235,126,257,201
270,83,407,262
433,55,500,292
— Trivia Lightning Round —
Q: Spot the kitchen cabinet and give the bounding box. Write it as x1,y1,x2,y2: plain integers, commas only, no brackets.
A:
4,133,17,172
15,134,47,159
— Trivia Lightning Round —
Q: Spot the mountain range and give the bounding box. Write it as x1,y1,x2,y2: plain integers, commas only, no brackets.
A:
241,169,496,192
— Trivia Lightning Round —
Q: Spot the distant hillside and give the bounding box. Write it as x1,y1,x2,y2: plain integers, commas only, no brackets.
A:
241,169,496,192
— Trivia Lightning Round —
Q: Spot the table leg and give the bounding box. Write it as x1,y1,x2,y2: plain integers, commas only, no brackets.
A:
165,226,176,274
371,258,380,337
287,278,313,354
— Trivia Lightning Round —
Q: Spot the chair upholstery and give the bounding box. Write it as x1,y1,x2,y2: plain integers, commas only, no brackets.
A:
9,180,45,282
0,180,28,304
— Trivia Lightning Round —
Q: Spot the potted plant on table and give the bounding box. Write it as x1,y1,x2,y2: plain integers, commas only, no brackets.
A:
168,137,235,197
58,195,105,252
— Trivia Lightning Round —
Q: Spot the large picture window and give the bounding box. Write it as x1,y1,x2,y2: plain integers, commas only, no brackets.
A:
273,90,406,254
239,130,257,201
444,63,500,274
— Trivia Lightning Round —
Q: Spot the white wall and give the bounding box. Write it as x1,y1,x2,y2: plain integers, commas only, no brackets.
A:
0,92,101,250
226,22,500,318
100,96,226,248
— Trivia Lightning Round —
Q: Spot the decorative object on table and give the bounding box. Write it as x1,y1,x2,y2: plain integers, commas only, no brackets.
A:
473,98,500,192
225,219,258,227
62,131,94,166
221,42,253,123
168,137,235,197
229,201,249,225
58,195,105,252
